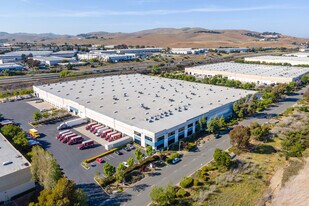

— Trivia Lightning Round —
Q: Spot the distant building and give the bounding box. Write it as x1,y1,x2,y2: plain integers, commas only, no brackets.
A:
103,54,135,63
32,56,77,66
4,50,53,57
185,62,309,85
283,53,309,58
116,48,162,57
215,48,250,53
52,50,78,58
245,56,309,66
170,48,206,55
0,133,35,202
0,63,24,71
299,48,309,52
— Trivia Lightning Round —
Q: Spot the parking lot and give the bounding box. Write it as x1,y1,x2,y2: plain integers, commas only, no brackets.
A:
0,98,138,204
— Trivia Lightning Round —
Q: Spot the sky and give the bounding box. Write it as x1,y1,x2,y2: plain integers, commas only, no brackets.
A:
0,0,309,37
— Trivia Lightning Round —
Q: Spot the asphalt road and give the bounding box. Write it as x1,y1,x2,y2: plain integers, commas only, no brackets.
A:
102,87,307,206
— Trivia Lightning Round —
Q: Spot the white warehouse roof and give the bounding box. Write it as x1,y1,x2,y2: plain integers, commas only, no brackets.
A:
186,62,309,79
35,74,254,133
245,55,309,65
0,133,31,177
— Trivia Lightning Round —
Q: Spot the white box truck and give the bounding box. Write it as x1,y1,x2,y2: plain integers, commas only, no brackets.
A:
57,118,88,130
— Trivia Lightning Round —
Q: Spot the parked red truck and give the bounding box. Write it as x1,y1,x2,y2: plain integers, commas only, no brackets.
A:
90,124,102,133
61,133,77,143
100,129,112,138
86,122,97,130
59,132,74,141
105,131,117,140
78,140,94,150
93,125,105,134
67,136,83,145
56,130,70,139
108,133,122,142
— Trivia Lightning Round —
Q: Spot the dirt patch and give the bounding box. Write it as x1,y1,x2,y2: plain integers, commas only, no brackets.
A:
271,157,309,206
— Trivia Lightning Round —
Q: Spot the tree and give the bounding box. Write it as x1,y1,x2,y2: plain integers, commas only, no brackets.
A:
103,162,116,177
26,59,40,70
213,148,232,169
33,111,42,121
151,65,161,75
29,177,87,206
12,131,28,148
115,163,126,183
66,63,73,70
134,148,145,163
180,177,193,188
150,185,167,205
1,124,22,139
150,183,176,206
31,146,62,189
146,145,154,156
127,157,134,167
229,125,251,150
250,122,270,141
42,112,49,119
207,116,220,134
59,70,73,78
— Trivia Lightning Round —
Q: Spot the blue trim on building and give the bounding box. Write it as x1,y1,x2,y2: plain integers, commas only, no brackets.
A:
187,127,193,132
134,136,141,141
168,135,175,141
155,139,164,147
178,131,184,136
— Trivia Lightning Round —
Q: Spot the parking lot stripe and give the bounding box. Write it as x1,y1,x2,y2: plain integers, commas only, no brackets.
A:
105,157,110,160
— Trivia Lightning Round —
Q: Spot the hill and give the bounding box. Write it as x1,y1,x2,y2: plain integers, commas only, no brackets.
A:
1,28,308,48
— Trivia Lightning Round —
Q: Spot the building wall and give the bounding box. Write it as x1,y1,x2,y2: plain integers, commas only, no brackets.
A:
244,57,309,66
0,167,35,202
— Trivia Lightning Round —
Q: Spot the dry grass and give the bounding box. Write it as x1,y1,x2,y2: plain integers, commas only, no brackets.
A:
281,159,305,186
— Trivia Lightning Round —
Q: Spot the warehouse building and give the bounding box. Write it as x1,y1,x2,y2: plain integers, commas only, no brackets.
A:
0,133,35,202
32,56,77,66
52,50,78,58
245,56,309,66
0,63,24,71
33,74,254,150
215,48,250,53
170,48,206,55
185,62,309,85
283,53,309,58
116,48,162,56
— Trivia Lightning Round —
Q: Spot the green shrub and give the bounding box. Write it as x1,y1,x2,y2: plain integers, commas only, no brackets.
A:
180,177,193,188
193,179,199,187
97,176,116,187
176,188,187,197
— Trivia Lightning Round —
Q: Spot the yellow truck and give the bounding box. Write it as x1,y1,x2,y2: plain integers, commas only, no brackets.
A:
29,128,40,139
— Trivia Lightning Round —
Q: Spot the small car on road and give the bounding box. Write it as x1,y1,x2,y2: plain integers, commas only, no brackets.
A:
115,150,123,155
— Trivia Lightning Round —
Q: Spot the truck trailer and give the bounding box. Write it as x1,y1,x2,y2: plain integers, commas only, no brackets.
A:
61,133,77,143
78,140,94,150
90,124,102,133
86,122,97,130
100,129,113,138
95,127,109,136
67,135,83,145
58,132,74,141
56,130,70,139
93,125,106,134
57,118,88,130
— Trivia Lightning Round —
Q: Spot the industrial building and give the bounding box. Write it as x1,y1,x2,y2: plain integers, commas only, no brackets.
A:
33,74,254,150
32,56,77,66
0,133,35,202
77,52,135,63
170,48,207,55
185,62,309,85
244,56,309,66
215,48,250,53
283,53,309,58
116,48,162,56
0,63,24,71
52,50,78,58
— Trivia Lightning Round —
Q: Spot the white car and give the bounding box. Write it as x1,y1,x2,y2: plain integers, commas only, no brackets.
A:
123,162,129,168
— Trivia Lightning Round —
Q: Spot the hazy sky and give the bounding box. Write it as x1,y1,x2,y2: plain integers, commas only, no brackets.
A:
1,0,309,37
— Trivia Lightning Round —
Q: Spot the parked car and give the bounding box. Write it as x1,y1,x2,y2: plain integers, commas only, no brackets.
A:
123,162,129,168
115,150,123,155
123,147,131,152
96,158,105,164
35,99,43,103
215,134,221,139
171,158,181,164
